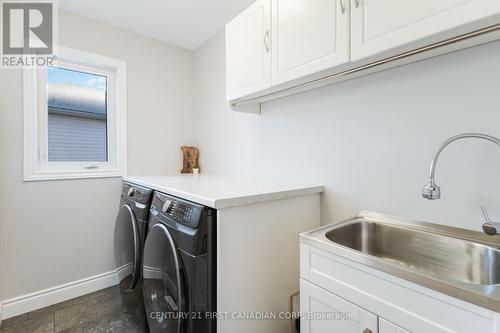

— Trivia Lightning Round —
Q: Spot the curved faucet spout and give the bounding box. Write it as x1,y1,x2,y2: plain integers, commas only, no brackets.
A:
423,133,500,200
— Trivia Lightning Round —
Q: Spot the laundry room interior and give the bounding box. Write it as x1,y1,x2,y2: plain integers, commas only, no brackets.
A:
1,1,500,332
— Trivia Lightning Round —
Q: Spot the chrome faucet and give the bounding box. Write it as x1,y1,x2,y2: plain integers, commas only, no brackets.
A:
422,133,500,235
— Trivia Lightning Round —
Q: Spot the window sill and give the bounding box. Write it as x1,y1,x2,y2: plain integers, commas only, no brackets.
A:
23,169,126,182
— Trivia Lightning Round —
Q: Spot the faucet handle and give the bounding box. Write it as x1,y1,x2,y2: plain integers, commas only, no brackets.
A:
481,205,500,236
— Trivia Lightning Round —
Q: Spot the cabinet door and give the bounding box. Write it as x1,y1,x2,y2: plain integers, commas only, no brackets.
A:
379,318,410,333
226,0,271,101
351,0,500,61
271,0,350,85
300,279,378,333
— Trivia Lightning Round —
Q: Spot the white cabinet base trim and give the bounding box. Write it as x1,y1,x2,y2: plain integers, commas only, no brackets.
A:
1,270,119,320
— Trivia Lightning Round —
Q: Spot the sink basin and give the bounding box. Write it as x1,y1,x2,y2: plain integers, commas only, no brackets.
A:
301,212,500,312
325,220,500,286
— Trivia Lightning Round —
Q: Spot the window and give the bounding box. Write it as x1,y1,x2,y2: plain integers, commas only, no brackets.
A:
23,46,127,181
47,67,108,162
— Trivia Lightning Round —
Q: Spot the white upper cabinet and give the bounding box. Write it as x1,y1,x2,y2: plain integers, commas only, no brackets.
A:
226,0,271,101
226,0,500,106
300,279,378,333
351,0,500,61
271,0,350,85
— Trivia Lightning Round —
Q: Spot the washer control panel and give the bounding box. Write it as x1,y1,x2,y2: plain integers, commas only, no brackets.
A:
154,192,204,228
169,202,194,222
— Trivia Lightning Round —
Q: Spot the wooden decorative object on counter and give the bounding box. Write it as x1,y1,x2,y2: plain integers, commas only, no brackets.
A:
181,146,200,174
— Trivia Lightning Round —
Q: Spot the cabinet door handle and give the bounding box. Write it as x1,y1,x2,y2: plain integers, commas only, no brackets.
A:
340,0,346,13
264,30,270,52
363,329,372,333
355,0,360,8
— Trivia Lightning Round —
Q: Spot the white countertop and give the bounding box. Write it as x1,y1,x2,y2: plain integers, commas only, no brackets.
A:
123,175,324,209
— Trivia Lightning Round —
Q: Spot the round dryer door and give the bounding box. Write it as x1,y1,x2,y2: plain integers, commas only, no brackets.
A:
114,204,141,291
143,223,185,333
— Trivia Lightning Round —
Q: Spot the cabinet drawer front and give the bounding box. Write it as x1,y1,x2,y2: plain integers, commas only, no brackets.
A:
351,0,500,61
301,243,495,333
301,279,378,333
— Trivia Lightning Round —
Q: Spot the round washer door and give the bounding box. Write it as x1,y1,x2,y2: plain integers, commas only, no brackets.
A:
114,204,141,291
143,223,185,333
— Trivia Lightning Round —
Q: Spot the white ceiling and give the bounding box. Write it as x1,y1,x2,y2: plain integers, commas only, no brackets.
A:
58,0,255,50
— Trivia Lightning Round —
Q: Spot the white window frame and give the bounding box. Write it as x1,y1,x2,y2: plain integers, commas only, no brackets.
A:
23,46,127,181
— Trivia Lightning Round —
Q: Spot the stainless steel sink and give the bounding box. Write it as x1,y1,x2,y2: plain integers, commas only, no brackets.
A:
301,212,500,312
325,220,500,286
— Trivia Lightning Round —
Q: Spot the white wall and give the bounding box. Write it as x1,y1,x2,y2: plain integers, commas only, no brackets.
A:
0,11,195,302
194,32,500,231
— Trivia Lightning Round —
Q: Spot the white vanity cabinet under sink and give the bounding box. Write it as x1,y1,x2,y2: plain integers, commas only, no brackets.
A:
300,243,499,333
300,213,500,333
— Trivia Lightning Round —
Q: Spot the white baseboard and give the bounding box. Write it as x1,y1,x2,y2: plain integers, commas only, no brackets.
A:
1,270,120,320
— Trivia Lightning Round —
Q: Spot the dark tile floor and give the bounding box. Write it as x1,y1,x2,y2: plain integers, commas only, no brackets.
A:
0,286,148,333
